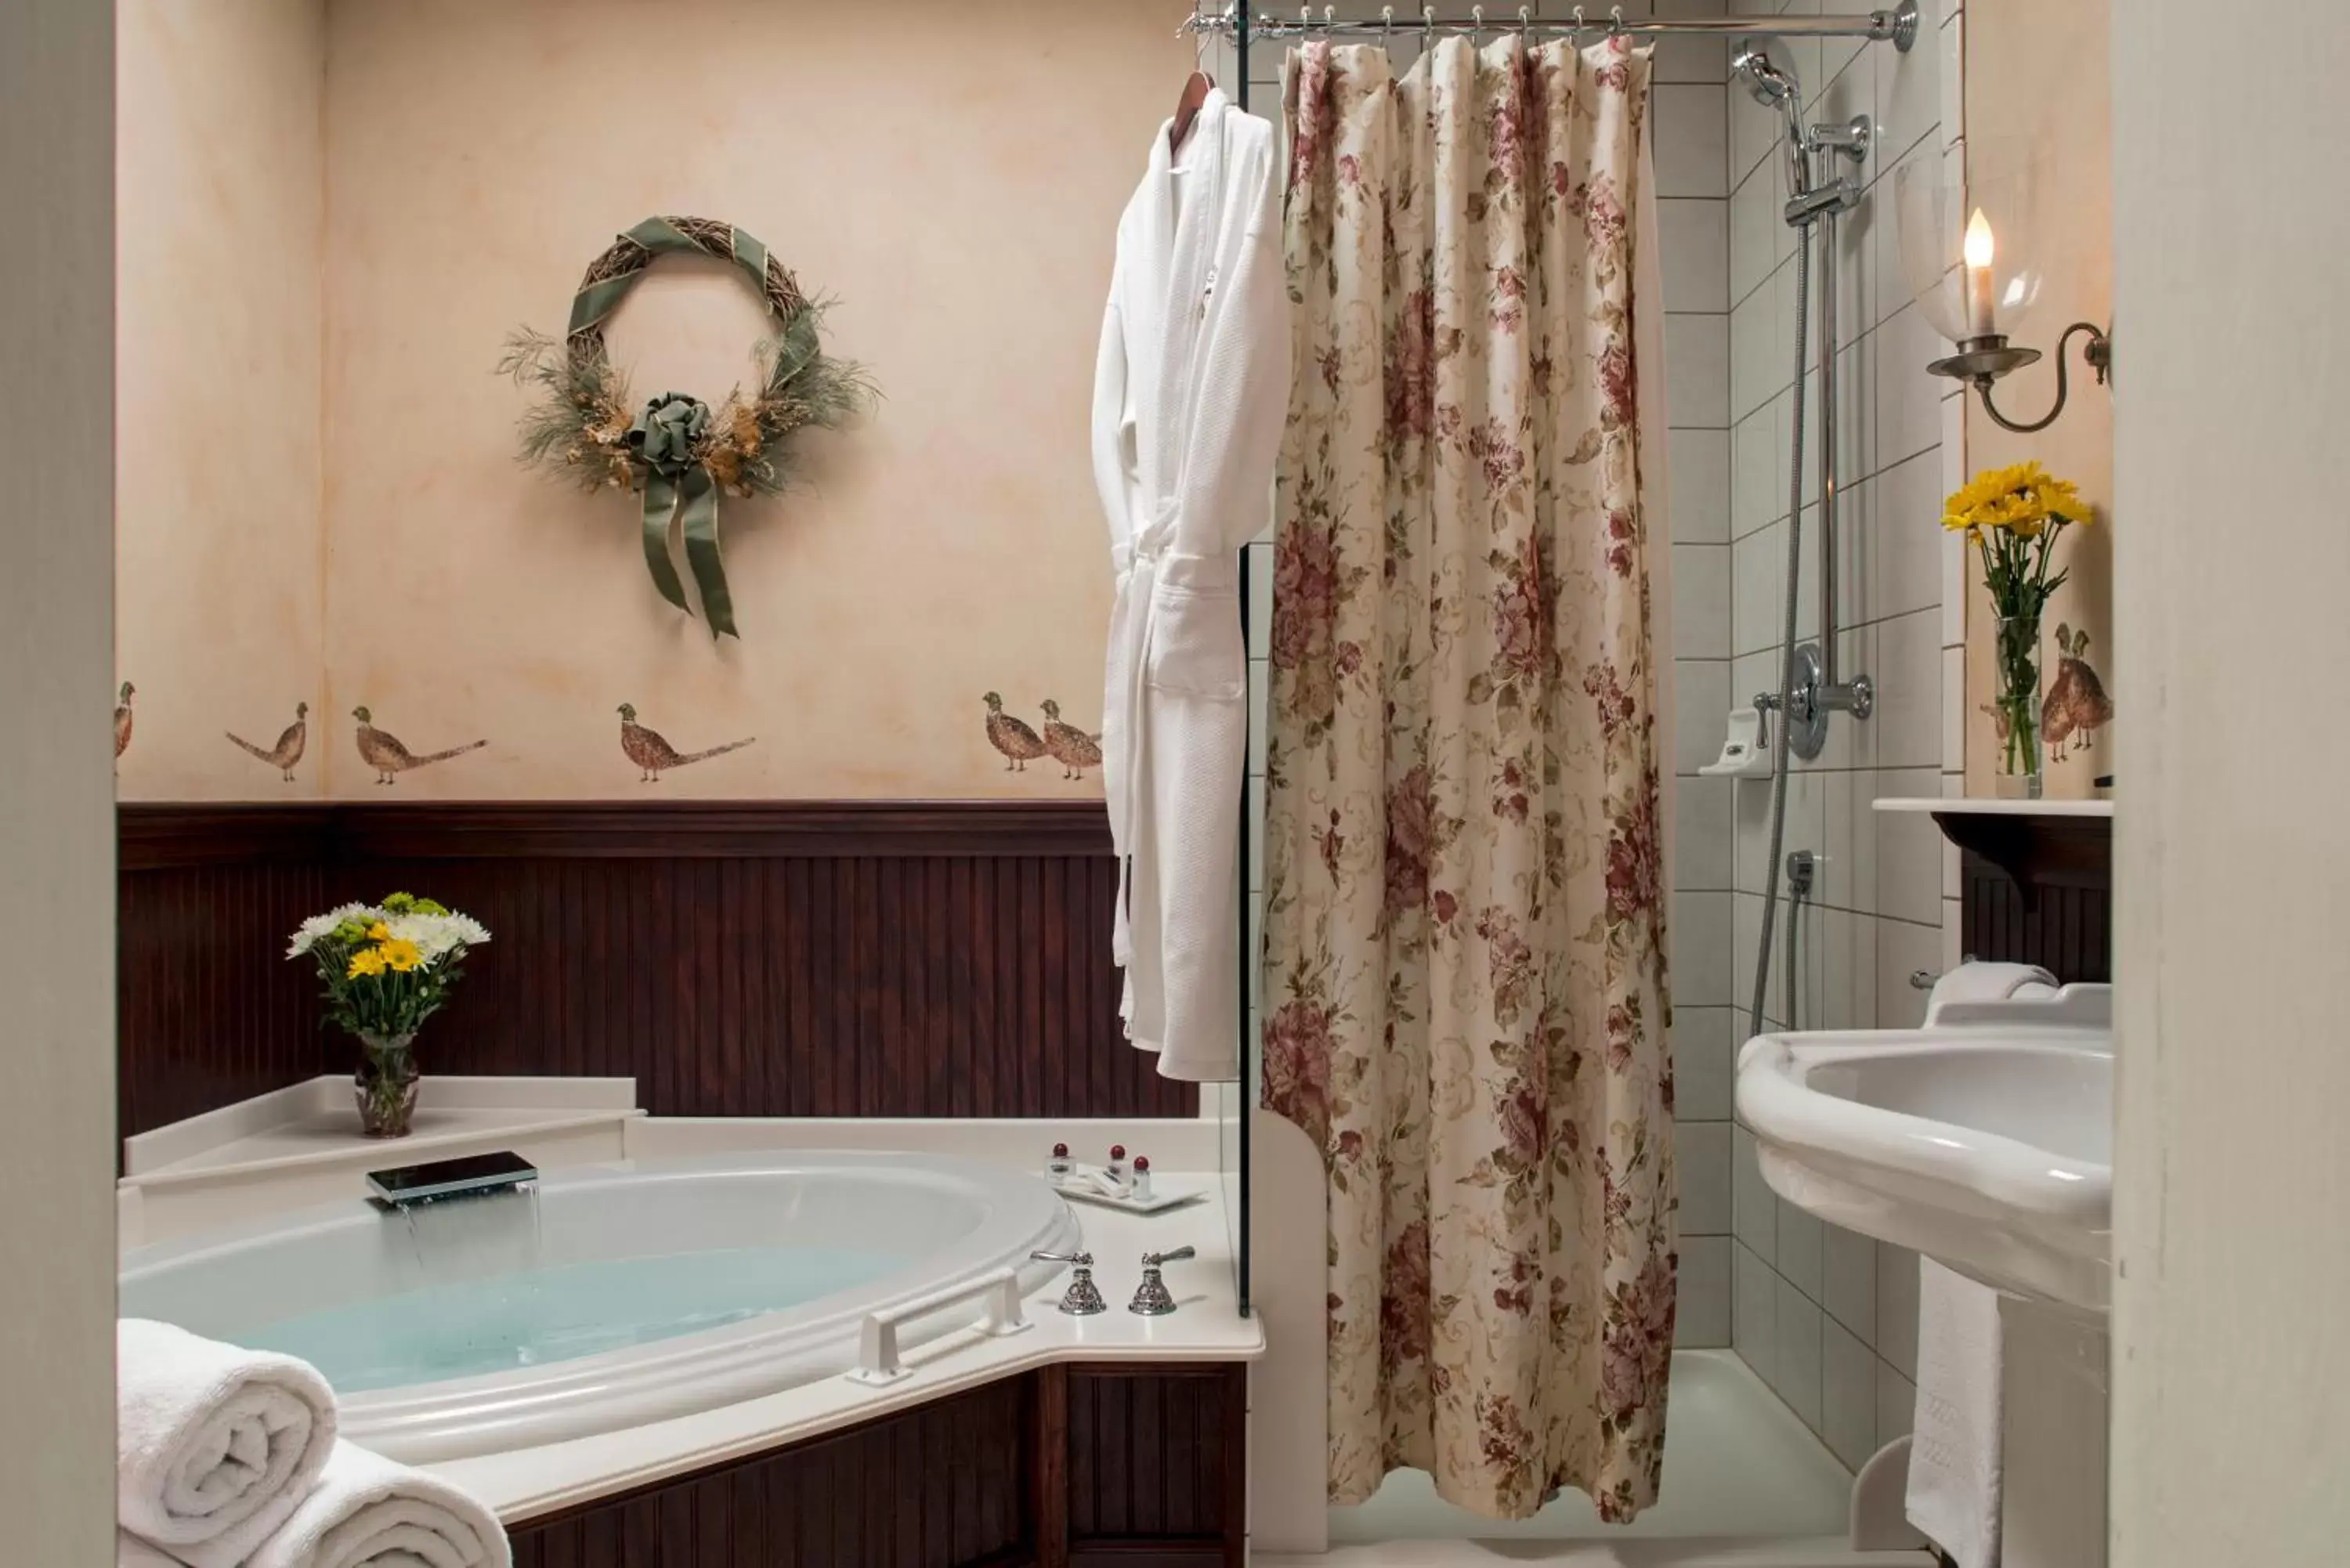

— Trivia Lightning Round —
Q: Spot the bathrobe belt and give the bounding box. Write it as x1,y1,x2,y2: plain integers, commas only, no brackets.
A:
1107,499,1236,1032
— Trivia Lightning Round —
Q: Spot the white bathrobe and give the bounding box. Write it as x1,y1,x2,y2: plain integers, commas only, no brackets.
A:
1091,90,1289,1082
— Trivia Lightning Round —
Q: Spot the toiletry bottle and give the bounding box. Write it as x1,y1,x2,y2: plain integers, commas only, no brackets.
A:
1131,1154,1154,1202
1047,1142,1073,1184
1106,1143,1129,1187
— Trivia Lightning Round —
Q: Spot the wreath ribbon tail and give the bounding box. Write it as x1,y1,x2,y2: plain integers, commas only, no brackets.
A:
678,465,737,640
639,471,692,615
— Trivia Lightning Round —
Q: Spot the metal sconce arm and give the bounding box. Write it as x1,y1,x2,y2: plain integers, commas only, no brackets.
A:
1934,321,2113,435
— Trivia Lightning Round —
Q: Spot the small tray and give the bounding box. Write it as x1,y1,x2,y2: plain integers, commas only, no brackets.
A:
1050,1174,1209,1216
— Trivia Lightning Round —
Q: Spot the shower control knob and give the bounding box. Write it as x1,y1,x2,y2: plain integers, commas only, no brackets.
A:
1129,1246,1196,1317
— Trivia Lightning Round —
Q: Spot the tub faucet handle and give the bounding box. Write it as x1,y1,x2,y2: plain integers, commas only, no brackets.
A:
1129,1246,1196,1317
1032,1250,1108,1316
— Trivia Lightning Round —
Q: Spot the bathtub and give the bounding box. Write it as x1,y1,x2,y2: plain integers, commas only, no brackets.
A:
118,1149,1079,1462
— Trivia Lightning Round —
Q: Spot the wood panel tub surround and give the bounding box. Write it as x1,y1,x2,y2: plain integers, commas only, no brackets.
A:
118,801,1192,1140
504,1362,1248,1568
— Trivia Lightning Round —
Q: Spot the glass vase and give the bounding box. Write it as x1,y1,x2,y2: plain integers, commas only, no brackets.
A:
1994,613,2044,799
354,1031,420,1138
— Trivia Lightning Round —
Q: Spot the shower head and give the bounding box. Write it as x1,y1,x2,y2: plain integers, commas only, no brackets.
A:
1730,42,1796,109
1731,41,1810,195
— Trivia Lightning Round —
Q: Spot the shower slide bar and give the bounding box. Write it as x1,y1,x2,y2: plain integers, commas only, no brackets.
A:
1185,1,1918,51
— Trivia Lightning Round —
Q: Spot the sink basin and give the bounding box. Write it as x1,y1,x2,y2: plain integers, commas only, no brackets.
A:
1734,988,2113,1314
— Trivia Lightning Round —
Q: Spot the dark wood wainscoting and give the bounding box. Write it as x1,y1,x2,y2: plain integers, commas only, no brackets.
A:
118,801,1191,1140
1944,811,2113,985
1960,851,2112,983
507,1362,1247,1568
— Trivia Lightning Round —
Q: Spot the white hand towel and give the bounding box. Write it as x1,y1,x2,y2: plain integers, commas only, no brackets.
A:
1924,960,2056,1022
1905,1259,2004,1568
118,1318,338,1568
246,1440,510,1568
1927,963,2059,1024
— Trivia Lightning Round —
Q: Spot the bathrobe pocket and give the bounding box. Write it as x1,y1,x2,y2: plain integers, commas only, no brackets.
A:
1144,584,1245,700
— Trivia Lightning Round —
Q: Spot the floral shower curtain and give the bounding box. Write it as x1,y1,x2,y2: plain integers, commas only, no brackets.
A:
1260,35,1676,1523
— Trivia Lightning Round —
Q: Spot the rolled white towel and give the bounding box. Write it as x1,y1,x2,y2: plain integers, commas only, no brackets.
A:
118,1318,338,1568
118,1530,185,1568
246,1440,510,1568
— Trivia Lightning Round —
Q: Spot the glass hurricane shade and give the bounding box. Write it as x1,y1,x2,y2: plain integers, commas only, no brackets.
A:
1895,151,2048,345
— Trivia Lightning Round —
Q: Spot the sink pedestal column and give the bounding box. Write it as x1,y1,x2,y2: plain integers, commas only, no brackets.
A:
2001,1299,2109,1568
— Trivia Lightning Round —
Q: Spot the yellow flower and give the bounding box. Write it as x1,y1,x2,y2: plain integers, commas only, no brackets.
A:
367,923,391,941
2038,478,2094,523
1940,462,2092,537
348,948,389,978
380,938,423,973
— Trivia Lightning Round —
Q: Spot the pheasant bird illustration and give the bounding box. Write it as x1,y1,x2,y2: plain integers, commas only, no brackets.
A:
1039,699,1102,781
227,701,308,782
352,706,486,786
2041,623,2114,761
114,682,135,759
983,691,1047,771
618,703,755,782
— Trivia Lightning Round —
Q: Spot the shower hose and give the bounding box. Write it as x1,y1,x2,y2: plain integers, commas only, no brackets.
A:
1747,221,1812,1042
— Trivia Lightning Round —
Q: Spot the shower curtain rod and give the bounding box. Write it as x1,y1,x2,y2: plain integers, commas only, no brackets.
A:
1184,2,1918,49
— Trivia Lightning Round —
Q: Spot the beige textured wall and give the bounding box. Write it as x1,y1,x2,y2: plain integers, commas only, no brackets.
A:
309,0,1180,798
116,0,327,800
0,0,118,1553
1959,0,2112,796
2112,2,2350,1562
115,0,1185,799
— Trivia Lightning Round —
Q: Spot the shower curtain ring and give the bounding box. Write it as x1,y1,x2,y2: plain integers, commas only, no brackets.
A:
1609,5,1625,36
1571,5,1586,43
1472,5,1484,40
1519,6,1533,40
1382,5,1395,44
1424,5,1437,42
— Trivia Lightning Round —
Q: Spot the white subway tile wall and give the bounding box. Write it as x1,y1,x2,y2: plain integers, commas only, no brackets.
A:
1720,0,1967,1462
1647,0,1741,1352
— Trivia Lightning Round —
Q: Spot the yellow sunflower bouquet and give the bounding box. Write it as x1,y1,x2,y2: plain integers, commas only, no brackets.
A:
1943,461,2094,786
287,891,490,1136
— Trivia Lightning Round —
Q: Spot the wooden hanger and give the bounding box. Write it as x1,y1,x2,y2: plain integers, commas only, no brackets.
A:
1170,70,1213,156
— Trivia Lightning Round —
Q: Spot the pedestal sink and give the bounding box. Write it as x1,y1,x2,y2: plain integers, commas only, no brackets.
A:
1736,981,2114,1568
1734,984,2112,1314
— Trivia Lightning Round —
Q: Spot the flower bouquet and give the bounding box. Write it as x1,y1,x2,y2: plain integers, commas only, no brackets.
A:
287,893,490,1136
1941,461,2092,796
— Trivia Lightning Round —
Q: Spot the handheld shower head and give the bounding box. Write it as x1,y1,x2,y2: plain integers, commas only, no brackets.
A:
1730,42,1795,107
1731,41,1810,194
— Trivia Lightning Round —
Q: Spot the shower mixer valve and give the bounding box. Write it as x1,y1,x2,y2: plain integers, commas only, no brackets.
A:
1755,646,1873,762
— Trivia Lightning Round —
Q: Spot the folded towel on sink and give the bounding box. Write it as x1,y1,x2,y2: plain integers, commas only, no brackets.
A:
118,1318,338,1568
245,1440,509,1568
1905,1259,2004,1568
1923,961,2056,1023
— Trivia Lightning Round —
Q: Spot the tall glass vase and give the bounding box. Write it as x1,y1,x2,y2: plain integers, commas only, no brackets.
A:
1994,613,2044,799
354,1030,420,1137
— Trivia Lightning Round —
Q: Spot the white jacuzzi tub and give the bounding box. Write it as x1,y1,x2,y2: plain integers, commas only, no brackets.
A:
118,1149,1079,1461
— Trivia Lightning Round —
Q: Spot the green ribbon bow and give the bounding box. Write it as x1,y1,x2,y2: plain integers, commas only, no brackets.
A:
530,215,861,640
625,392,735,640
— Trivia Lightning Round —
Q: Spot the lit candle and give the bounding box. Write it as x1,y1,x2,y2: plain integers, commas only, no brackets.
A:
1962,207,1998,341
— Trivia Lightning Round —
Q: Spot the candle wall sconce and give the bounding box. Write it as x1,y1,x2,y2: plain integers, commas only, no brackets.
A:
1896,153,2111,434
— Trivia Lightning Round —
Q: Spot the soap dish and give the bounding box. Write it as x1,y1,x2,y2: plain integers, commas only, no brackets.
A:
1053,1178,1207,1216
1048,1164,1208,1216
